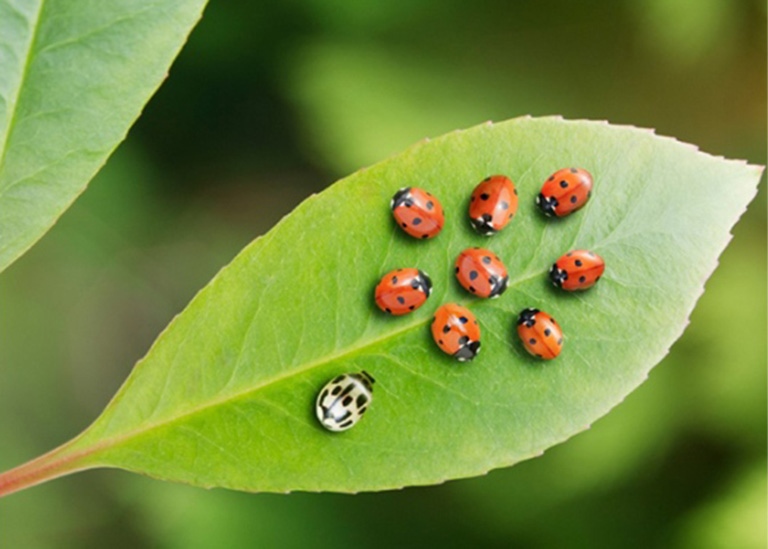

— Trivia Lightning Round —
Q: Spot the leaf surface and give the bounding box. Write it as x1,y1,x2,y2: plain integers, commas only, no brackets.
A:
0,0,206,272
7,117,763,494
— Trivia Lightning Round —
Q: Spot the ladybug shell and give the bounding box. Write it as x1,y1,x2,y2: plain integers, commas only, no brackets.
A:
391,187,444,239
431,303,481,361
316,371,375,432
468,175,519,234
549,250,605,291
536,167,593,217
516,308,563,360
374,268,432,315
454,248,509,299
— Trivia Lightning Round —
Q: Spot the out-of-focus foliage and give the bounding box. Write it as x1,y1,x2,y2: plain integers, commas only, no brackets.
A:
0,0,764,547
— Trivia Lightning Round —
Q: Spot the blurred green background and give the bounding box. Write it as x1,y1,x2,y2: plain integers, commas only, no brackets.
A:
0,0,765,547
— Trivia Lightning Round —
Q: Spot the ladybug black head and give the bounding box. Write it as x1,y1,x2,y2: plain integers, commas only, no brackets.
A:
471,213,496,235
415,270,433,296
454,340,481,362
548,265,568,288
488,274,509,298
357,371,376,388
536,193,557,217
391,187,413,210
517,308,539,327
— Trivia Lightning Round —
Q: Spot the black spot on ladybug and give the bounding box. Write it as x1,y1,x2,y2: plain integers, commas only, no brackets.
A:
544,329,551,336
570,196,578,203
550,318,555,323
469,286,476,293
392,276,398,284
409,305,415,310
320,389,329,401
480,193,490,200
342,396,353,406
482,256,491,264
458,335,469,345
579,275,586,283
332,385,342,395
339,419,354,428
459,316,468,324
548,176,554,181
426,201,434,210
500,201,509,210
412,218,422,225
575,260,582,267
401,222,407,227
385,308,392,314
397,296,405,304
560,180,568,188
404,200,413,208
356,394,368,407
443,325,451,334
455,266,460,273
438,339,444,345
529,338,536,345
469,271,478,280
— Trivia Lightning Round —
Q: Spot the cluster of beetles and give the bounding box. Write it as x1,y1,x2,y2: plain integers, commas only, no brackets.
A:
315,167,604,432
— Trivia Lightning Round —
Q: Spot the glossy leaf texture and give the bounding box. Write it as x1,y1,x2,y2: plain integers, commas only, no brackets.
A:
0,0,207,273
3,117,762,495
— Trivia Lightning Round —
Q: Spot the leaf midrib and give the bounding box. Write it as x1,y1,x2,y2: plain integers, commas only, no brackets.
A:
80,268,544,458
0,0,45,183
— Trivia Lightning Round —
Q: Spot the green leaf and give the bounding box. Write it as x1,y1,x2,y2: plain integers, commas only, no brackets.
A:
0,117,762,496
0,0,206,273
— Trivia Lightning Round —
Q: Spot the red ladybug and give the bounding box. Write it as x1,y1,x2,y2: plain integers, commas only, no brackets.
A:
468,175,518,235
431,303,481,361
374,268,432,315
549,250,605,291
391,187,444,239
454,248,509,298
516,308,563,360
536,167,593,217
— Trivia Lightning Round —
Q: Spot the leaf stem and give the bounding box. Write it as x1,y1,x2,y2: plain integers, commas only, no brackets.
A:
0,441,97,498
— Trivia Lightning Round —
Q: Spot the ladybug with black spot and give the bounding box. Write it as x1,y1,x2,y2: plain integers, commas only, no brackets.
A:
536,167,593,217
454,247,509,298
468,175,518,235
516,308,563,360
391,187,444,239
431,303,481,361
549,250,605,291
316,371,375,432
374,268,432,315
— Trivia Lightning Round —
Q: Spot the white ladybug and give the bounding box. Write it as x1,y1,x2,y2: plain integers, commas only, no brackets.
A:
315,371,375,432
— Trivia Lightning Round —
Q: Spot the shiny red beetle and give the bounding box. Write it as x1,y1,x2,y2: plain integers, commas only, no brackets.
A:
536,167,593,217
431,303,481,361
374,268,432,315
454,247,509,298
391,187,444,239
549,250,605,291
517,308,563,360
468,175,518,235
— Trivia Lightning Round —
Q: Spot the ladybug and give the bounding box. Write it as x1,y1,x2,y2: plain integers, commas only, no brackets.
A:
431,303,481,361
454,248,509,298
516,308,563,360
374,268,432,315
468,175,519,235
549,250,605,291
316,371,375,432
536,167,593,217
391,187,444,239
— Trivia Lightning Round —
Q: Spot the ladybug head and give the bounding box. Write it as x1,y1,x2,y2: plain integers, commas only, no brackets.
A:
415,270,433,296
548,265,568,288
390,187,413,210
488,274,509,298
357,371,376,389
454,339,481,362
471,213,496,235
536,193,557,217
517,308,539,327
